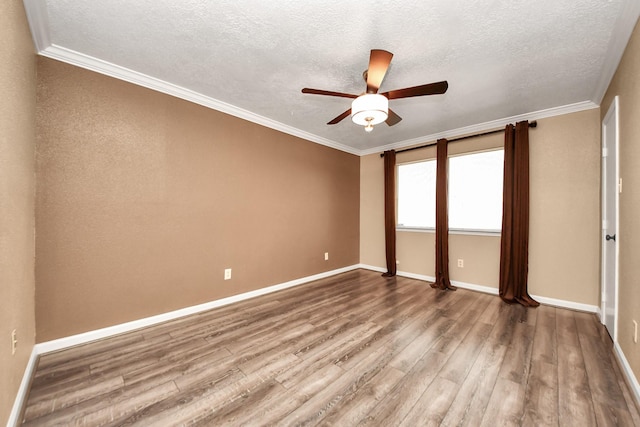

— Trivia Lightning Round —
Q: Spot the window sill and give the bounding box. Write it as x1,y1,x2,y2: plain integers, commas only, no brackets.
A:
396,227,501,237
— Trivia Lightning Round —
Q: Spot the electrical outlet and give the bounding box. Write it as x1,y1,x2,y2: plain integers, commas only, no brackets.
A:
324,252,329,261
634,320,638,344
11,329,17,355
224,268,232,280
457,259,464,268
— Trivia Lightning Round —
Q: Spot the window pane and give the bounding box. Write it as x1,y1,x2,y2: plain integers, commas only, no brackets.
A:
448,150,504,231
397,160,436,228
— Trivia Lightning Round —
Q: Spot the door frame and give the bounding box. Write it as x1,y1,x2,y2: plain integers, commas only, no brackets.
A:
601,95,620,341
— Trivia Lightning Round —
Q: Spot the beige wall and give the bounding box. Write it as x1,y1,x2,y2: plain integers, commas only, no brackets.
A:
360,109,601,305
528,110,601,304
0,0,36,424
35,58,360,342
601,17,640,391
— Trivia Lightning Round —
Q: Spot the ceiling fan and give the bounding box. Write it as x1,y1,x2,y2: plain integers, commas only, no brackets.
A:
302,49,448,132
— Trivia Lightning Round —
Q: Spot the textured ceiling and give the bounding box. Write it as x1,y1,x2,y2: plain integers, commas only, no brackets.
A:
23,0,640,155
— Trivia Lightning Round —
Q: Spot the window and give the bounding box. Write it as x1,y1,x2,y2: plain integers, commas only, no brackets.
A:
397,160,436,229
396,149,504,233
448,150,503,231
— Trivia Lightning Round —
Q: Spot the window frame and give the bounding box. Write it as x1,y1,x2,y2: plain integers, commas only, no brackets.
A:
395,148,504,236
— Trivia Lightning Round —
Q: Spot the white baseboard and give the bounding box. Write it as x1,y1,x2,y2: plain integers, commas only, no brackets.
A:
530,294,598,313
357,264,598,313
35,264,360,355
7,265,360,427
9,264,359,425
614,341,640,409
357,264,386,274
7,347,39,427
358,264,499,294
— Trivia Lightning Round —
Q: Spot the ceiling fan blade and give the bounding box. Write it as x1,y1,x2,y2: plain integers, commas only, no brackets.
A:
302,88,358,99
327,109,352,125
366,49,394,94
386,109,402,126
381,81,449,100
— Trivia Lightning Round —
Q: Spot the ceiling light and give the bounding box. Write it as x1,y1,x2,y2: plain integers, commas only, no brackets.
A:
364,120,374,132
351,94,388,132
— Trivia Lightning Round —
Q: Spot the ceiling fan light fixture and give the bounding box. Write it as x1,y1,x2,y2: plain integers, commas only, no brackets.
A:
351,94,388,128
364,120,374,132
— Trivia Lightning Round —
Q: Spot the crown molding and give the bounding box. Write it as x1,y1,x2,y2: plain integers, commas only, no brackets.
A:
36,44,361,156
31,43,602,159
358,100,599,156
24,0,610,158
23,0,51,51
592,1,640,104
21,0,360,155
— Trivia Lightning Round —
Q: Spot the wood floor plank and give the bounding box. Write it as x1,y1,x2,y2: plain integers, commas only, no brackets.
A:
439,298,521,426
33,333,146,372
554,307,598,426
387,311,455,373
574,310,604,339
498,321,535,385
226,321,316,361
399,376,459,427
556,307,581,348
276,347,396,426
531,304,557,365
298,338,404,422
611,349,640,426
25,365,92,401
276,321,381,389
333,296,438,372
24,380,180,426
233,363,346,425
440,342,508,427
480,378,526,426
24,375,124,421
123,345,232,389
437,321,493,384
356,348,450,426
593,401,637,427
278,343,401,426
187,378,286,426
429,293,491,359
116,368,246,426
579,323,631,411
476,292,505,325
89,335,211,377
522,360,559,426
318,365,405,427
20,269,640,426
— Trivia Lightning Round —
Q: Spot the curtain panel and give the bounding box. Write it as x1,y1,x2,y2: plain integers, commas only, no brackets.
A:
499,121,539,307
432,139,456,291
382,150,397,277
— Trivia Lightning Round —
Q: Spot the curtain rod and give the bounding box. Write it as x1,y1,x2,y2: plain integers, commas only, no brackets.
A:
379,120,537,157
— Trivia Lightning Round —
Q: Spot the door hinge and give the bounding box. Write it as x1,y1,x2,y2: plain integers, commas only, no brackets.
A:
603,147,608,157
619,178,623,193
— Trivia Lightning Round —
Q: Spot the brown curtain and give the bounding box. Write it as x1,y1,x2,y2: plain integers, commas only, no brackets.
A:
499,121,539,306
382,150,397,277
431,139,456,290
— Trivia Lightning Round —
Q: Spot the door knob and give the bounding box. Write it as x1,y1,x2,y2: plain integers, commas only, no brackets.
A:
606,234,616,241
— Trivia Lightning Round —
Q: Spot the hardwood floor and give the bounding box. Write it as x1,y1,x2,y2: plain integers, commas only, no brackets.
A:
21,269,640,426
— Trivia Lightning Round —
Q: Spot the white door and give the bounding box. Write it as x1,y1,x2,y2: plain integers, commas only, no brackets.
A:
602,96,619,341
